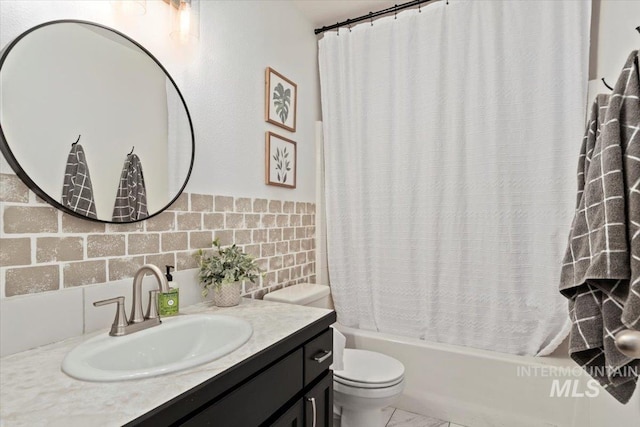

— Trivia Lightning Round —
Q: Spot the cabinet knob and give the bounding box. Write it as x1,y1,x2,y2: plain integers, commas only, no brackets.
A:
312,350,332,364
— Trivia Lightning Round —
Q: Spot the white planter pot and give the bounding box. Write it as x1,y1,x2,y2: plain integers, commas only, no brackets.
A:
212,281,242,307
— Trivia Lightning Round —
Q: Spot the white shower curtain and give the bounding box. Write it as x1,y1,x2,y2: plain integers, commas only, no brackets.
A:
318,0,591,356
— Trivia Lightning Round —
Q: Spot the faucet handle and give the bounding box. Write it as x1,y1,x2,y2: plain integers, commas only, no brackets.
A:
93,296,128,336
146,290,160,320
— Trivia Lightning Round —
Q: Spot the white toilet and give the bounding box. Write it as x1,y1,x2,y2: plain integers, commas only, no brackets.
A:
264,283,405,427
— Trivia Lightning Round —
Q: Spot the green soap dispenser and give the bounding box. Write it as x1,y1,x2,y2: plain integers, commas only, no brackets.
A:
159,265,179,316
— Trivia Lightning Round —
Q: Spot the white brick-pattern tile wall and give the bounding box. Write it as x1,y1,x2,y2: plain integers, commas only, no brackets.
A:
0,173,316,299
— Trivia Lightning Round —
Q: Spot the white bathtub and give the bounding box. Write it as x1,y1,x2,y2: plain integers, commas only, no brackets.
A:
335,325,640,427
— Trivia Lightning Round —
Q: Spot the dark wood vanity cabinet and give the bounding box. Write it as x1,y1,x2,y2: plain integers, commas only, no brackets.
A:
126,311,336,427
272,372,333,427
304,371,334,427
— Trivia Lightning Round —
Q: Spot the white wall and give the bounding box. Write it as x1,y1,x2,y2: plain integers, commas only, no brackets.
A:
0,0,320,202
587,0,640,105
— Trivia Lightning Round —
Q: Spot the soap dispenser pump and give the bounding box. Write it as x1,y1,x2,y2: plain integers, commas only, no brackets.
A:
158,265,179,316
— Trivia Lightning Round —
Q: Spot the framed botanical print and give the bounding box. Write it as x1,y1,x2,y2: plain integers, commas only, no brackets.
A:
265,67,297,132
265,132,296,189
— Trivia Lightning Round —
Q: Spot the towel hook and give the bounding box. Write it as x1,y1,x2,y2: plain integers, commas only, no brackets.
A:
128,146,135,155
72,135,81,146
601,77,613,91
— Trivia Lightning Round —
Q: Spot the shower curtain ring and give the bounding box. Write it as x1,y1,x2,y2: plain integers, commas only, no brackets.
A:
394,4,398,19
369,11,373,26
336,23,339,36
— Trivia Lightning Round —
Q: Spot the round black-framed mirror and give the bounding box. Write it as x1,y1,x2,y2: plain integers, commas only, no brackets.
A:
0,19,195,223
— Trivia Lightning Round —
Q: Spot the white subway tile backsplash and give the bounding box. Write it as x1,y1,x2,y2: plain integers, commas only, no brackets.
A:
0,288,83,356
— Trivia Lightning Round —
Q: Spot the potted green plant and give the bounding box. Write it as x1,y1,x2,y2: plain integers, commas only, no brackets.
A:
195,238,262,307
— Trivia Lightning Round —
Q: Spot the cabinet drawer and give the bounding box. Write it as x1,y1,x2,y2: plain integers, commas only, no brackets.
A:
183,349,303,426
303,329,333,386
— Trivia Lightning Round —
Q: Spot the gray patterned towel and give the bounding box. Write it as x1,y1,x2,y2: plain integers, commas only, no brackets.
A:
560,51,640,404
61,143,97,219
112,153,149,222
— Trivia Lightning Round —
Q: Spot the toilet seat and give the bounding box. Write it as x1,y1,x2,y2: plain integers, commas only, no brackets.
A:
334,375,404,389
333,349,405,389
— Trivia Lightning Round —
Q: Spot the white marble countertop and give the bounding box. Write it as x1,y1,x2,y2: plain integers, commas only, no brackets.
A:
0,299,333,427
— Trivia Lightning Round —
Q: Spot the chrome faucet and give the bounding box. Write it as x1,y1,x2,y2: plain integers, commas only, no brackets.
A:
93,264,170,336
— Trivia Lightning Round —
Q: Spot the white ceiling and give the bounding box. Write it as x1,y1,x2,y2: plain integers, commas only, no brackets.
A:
292,0,402,30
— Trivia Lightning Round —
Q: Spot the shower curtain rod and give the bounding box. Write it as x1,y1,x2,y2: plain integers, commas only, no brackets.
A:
314,0,438,35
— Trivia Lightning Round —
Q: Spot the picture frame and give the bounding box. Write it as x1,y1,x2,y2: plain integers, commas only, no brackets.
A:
265,67,297,132
265,132,297,189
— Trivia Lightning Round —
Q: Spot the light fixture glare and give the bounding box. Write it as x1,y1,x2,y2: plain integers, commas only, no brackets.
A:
178,1,191,41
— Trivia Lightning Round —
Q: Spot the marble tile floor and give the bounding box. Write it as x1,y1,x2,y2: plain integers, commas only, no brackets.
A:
383,407,466,427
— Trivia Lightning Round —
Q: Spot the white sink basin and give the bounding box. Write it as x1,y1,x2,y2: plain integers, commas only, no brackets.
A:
61,314,252,382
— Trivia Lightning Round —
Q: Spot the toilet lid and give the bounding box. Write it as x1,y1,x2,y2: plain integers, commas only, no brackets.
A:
333,349,405,387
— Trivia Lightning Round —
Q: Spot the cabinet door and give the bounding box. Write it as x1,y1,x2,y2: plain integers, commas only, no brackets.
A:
183,349,303,427
304,372,333,427
271,399,304,427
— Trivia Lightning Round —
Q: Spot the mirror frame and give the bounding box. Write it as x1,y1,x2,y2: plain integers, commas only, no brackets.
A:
0,19,195,224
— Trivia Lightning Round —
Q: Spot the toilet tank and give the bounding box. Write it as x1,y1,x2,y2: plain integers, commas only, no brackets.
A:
263,283,333,309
